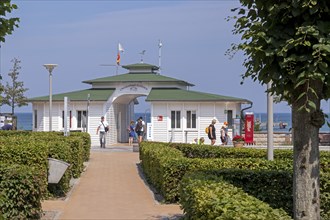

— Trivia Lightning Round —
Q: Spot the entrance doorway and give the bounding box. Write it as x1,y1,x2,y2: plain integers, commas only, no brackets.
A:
111,95,150,143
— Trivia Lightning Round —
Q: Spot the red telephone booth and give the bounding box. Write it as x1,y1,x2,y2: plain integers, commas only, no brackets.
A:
244,112,254,144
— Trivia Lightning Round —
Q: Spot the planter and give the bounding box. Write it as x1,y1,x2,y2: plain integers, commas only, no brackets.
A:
233,141,244,148
48,158,70,184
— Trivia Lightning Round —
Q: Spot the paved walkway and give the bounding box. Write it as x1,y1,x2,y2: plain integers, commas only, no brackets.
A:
42,145,183,220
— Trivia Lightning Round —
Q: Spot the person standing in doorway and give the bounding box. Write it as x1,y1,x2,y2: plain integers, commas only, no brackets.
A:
208,119,217,145
96,116,109,148
127,120,135,145
135,116,145,145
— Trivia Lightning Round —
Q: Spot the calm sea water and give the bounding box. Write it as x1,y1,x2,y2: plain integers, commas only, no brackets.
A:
16,112,33,130
15,112,330,132
254,113,330,133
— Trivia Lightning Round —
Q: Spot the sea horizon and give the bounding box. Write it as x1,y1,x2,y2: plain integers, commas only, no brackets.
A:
9,112,330,133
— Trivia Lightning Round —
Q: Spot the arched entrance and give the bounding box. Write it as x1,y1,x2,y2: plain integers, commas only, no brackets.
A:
111,93,149,143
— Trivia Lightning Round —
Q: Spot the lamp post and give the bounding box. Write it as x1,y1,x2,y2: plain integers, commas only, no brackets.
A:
43,64,57,132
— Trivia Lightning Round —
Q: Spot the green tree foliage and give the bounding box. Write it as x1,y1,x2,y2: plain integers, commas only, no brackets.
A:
228,1,330,219
0,0,19,43
0,74,3,104
2,58,28,114
0,0,19,105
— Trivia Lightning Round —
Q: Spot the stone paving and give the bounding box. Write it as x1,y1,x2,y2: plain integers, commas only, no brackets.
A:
41,144,183,220
41,143,330,219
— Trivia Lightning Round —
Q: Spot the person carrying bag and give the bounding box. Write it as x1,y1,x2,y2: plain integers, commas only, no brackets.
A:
96,116,109,148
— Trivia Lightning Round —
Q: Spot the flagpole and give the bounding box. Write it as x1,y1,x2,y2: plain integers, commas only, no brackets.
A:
158,40,162,75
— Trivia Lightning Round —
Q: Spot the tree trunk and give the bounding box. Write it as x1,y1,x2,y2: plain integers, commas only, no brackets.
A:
292,93,322,219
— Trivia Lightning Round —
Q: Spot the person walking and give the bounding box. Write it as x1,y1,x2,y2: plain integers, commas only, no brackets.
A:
127,120,135,145
135,117,145,145
220,122,228,145
208,119,217,145
96,116,109,148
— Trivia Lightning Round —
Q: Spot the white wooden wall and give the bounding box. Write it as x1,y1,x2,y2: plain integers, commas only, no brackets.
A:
151,102,241,145
32,103,45,131
32,99,242,146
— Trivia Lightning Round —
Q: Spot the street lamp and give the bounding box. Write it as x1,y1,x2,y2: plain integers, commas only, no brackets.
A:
43,64,57,131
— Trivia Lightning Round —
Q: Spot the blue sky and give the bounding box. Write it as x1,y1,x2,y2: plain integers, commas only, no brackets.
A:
1,0,329,114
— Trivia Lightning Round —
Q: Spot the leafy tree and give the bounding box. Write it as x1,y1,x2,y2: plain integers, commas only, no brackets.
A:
0,74,3,104
0,0,19,43
228,1,330,219
2,58,28,114
0,0,19,106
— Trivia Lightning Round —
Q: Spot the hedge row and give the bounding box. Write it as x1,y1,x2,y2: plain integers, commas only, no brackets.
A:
0,163,44,219
179,171,292,220
0,131,91,219
171,142,295,160
140,142,293,202
139,142,330,218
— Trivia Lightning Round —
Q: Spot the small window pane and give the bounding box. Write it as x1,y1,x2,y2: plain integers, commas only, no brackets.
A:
34,110,37,129
176,111,181,128
187,111,191,128
62,111,64,128
171,111,175,128
77,111,87,128
192,112,196,128
78,111,82,128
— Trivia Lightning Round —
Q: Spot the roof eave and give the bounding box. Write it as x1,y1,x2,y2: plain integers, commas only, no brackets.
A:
146,99,252,103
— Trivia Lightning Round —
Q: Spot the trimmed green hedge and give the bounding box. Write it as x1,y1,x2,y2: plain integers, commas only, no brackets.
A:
69,132,91,161
0,163,43,219
0,130,91,218
140,142,330,218
202,169,293,216
140,142,293,203
170,142,295,160
179,171,292,220
0,136,49,196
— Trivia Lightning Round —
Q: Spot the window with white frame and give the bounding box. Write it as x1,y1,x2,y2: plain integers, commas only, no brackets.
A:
171,110,181,129
77,110,87,128
186,110,196,128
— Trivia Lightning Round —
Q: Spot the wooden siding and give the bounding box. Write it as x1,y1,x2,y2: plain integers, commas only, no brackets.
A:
33,103,44,131
108,103,116,145
89,103,104,146
151,103,167,142
151,102,242,145
31,91,244,147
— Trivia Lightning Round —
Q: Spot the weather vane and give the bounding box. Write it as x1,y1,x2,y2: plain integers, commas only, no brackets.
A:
139,50,146,63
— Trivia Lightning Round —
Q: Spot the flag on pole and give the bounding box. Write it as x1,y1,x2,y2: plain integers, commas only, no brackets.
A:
116,52,121,65
118,43,124,52
116,43,124,65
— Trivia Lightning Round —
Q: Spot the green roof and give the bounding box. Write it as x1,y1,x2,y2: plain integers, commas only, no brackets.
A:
122,63,159,70
146,88,252,103
28,88,115,102
83,73,194,86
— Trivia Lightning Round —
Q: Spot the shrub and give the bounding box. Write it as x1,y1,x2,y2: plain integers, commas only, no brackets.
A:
0,163,43,219
179,171,291,220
